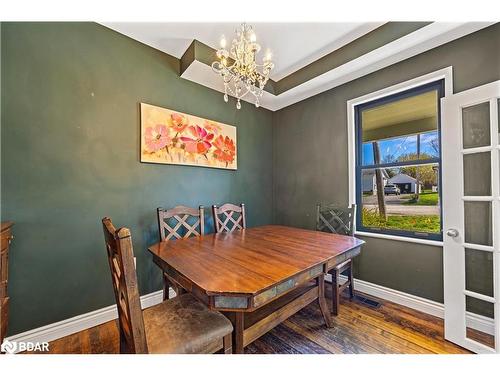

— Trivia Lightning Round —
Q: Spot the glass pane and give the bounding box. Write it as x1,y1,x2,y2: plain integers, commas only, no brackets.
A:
462,102,490,149
361,164,440,234
362,143,375,165
419,130,440,159
464,201,492,246
465,248,493,297
362,131,440,166
463,152,491,196
362,135,418,165
466,296,495,349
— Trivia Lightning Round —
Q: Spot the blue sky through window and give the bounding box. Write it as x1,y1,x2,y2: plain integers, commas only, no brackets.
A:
362,130,439,165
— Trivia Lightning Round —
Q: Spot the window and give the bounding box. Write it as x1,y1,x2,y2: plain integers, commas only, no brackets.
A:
355,80,444,241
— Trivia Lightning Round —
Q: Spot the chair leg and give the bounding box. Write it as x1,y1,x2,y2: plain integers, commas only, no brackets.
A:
331,269,339,316
347,265,354,300
119,332,130,354
162,273,170,301
176,285,186,296
223,333,232,354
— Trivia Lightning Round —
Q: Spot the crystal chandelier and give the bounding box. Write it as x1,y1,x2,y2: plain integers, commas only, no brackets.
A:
212,23,274,109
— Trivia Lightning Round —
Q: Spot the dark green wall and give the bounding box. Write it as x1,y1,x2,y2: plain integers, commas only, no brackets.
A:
273,24,500,304
0,22,273,335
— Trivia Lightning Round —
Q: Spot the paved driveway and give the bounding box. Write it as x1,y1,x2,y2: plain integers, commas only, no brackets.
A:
363,194,440,215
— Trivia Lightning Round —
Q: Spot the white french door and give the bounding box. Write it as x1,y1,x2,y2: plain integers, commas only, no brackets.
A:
442,80,500,353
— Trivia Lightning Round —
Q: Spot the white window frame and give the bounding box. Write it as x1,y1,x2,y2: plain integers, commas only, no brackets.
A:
346,67,453,247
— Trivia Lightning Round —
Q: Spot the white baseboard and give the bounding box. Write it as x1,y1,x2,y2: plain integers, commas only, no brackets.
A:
5,277,494,353
5,289,167,353
333,274,494,336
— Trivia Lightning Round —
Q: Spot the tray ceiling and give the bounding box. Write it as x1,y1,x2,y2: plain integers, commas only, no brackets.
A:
101,22,383,81
101,22,495,111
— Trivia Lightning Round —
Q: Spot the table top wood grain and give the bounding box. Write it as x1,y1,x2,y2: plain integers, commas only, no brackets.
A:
148,225,364,297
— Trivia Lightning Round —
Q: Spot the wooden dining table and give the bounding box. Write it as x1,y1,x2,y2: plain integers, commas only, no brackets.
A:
148,225,364,353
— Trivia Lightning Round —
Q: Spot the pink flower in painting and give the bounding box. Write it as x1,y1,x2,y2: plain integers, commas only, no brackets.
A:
180,125,214,154
144,124,171,152
203,120,222,135
170,113,189,133
213,135,236,165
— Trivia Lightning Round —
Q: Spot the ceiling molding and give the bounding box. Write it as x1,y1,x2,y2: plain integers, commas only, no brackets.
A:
268,22,494,111
270,22,385,81
274,22,432,94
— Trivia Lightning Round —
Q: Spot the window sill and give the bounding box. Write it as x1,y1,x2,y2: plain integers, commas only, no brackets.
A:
354,230,443,247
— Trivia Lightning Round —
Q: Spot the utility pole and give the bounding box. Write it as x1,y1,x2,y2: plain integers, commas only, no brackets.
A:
373,142,387,220
416,133,421,198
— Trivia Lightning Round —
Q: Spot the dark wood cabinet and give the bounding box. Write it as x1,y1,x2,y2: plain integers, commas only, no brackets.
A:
1,222,13,345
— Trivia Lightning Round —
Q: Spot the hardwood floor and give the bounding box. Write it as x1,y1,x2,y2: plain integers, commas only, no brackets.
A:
35,286,480,354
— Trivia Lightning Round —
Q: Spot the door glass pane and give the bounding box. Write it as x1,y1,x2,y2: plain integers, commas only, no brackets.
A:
465,248,494,297
464,201,492,246
463,152,491,196
466,296,495,349
462,102,490,149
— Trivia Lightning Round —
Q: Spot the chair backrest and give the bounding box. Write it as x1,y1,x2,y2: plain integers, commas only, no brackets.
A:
157,205,205,241
316,204,356,236
212,203,246,233
102,217,148,354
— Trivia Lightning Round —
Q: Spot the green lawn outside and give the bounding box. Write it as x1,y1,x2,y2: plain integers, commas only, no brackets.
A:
402,191,439,206
362,208,440,233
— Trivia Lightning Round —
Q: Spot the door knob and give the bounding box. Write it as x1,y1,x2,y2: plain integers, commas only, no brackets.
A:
446,229,459,238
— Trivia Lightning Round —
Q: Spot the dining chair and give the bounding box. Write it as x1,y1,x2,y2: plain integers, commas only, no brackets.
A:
316,203,356,315
101,217,232,354
157,205,204,300
212,203,246,233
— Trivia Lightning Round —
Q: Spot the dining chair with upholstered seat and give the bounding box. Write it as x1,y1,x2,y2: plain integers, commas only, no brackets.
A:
101,217,232,354
212,203,246,233
316,203,356,315
157,205,204,300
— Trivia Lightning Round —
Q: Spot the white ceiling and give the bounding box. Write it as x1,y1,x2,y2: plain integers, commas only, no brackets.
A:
101,22,384,80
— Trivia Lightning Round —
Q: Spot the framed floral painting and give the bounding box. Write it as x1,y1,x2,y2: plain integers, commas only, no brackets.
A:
140,103,237,170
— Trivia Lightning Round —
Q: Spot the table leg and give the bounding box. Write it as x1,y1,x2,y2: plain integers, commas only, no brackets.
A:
317,274,333,328
232,311,245,354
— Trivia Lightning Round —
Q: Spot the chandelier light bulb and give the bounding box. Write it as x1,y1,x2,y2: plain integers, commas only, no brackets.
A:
264,50,272,62
249,32,256,43
220,35,226,49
